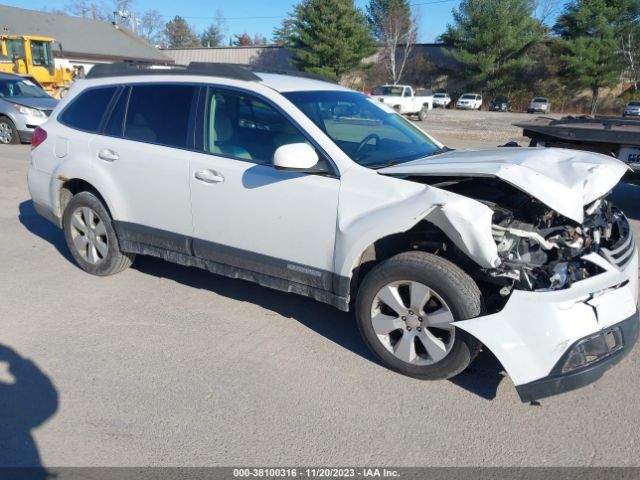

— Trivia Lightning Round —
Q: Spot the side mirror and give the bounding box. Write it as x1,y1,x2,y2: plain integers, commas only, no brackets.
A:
273,143,319,171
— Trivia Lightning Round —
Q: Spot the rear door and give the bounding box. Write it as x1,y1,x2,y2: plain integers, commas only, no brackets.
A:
88,83,198,253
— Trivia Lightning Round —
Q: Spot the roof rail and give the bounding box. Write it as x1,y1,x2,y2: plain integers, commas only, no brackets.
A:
253,67,336,83
85,62,261,81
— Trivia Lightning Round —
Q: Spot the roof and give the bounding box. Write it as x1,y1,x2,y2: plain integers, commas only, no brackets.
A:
257,73,350,93
0,5,172,64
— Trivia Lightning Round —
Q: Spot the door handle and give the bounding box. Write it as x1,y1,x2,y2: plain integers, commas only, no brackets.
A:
98,149,119,162
194,169,224,184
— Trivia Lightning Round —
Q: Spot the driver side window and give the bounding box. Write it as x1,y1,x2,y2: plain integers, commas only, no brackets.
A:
204,88,312,166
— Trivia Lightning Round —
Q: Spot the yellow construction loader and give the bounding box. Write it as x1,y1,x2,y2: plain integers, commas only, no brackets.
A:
0,34,77,98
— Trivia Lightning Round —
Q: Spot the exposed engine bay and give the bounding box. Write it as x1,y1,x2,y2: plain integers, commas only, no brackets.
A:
409,176,630,293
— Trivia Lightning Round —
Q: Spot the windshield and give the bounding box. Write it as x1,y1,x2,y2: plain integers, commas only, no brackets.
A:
460,94,476,100
629,102,640,107
284,90,442,169
434,93,446,98
372,86,403,96
533,98,548,103
0,78,50,98
494,96,507,102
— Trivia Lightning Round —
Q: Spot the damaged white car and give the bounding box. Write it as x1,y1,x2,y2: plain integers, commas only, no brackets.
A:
28,63,639,402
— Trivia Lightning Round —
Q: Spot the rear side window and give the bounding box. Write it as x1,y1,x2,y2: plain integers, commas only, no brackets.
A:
104,88,129,137
60,87,117,132
124,84,197,149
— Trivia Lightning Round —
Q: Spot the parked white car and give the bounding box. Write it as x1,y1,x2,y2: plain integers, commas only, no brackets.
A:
432,92,451,108
528,97,551,114
456,93,483,110
28,63,638,402
623,101,640,117
371,84,432,121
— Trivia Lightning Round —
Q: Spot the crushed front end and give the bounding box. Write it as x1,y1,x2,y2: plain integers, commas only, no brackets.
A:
449,183,639,401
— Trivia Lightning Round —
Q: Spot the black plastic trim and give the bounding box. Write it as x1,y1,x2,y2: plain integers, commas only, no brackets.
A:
516,312,640,402
86,62,262,82
112,220,350,310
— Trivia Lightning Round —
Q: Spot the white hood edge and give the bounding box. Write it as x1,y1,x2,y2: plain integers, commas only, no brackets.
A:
379,147,628,223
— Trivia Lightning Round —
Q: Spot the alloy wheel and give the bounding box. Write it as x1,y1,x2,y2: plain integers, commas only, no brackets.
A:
370,280,456,365
69,207,109,264
0,122,12,144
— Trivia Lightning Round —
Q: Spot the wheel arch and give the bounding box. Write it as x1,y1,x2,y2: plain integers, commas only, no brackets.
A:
345,220,452,302
334,188,500,307
57,177,115,221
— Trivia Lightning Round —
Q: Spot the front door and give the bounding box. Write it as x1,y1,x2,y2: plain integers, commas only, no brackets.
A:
189,87,340,290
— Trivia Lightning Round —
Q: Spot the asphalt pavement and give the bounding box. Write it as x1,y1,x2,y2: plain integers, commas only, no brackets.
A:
1,124,639,467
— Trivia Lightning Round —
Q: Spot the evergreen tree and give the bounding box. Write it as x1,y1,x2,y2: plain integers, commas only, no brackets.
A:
555,0,635,113
283,0,375,81
439,0,543,95
200,24,224,47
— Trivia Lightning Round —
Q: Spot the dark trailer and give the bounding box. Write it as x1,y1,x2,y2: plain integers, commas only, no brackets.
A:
515,116,640,171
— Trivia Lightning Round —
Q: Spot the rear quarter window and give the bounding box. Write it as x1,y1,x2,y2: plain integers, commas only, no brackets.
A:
59,87,118,132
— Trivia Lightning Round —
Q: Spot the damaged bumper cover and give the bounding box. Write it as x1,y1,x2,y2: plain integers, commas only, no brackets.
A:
516,312,639,402
455,250,639,402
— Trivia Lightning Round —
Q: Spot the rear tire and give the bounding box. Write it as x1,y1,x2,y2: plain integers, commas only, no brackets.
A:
355,252,482,380
418,107,428,121
62,191,135,276
0,117,20,144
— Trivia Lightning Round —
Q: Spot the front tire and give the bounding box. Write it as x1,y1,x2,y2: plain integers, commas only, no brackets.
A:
62,191,135,276
355,252,482,380
0,117,20,144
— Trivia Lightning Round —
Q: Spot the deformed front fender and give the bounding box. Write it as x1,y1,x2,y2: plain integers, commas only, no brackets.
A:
334,171,501,281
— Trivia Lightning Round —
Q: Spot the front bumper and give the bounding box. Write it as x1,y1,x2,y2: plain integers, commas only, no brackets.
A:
624,110,640,116
456,249,639,402
516,312,639,402
12,112,47,143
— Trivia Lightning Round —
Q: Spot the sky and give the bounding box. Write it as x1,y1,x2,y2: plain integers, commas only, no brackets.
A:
3,0,562,44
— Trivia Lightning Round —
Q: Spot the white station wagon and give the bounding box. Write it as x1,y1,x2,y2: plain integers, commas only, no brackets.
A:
28,63,638,401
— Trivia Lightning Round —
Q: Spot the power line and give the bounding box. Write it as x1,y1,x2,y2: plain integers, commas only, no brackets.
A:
161,0,457,21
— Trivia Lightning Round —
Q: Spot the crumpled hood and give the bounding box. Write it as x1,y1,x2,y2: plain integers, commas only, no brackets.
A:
379,147,628,223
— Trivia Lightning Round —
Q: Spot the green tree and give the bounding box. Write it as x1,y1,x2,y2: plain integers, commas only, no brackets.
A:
201,24,224,47
554,0,636,113
367,0,417,84
165,16,200,48
272,18,295,46
439,0,543,96
283,0,375,81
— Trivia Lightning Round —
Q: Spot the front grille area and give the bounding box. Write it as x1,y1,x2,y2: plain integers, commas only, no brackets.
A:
601,212,636,270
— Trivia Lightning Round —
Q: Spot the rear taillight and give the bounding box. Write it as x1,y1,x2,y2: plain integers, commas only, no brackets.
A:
31,127,47,150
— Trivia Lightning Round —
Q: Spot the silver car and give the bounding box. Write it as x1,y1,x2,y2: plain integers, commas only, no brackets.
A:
0,73,58,144
528,97,550,114
623,101,640,117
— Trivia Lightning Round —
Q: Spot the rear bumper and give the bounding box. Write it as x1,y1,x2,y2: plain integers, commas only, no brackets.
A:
516,312,639,402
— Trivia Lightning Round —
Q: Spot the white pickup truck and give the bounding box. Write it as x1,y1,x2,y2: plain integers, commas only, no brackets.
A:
371,85,432,121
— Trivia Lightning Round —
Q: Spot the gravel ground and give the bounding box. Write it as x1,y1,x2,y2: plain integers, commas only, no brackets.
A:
416,109,559,149
1,112,640,468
